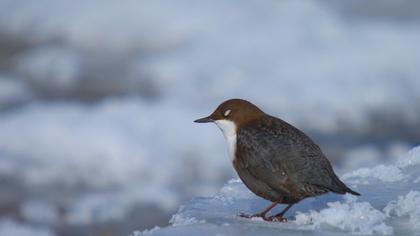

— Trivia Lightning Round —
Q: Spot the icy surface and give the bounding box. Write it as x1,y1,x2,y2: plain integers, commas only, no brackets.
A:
139,146,420,235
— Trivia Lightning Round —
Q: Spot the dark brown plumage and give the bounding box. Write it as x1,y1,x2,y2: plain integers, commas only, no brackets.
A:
195,98,360,222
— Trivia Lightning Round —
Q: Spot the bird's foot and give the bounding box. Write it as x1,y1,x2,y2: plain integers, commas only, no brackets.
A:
238,212,286,222
238,212,271,221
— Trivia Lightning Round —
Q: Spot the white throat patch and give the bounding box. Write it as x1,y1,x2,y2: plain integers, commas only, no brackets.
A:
214,119,237,161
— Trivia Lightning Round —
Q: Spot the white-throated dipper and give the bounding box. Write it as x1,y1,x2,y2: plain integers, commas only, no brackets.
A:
195,99,360,222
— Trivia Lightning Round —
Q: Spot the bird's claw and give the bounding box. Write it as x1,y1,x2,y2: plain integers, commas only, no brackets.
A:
238,212,268,220
238,213,287,222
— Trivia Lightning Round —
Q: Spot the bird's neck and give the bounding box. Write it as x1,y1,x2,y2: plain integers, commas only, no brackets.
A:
214,119,237,162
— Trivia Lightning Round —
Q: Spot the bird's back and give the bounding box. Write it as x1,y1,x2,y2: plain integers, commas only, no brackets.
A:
236,115,359,201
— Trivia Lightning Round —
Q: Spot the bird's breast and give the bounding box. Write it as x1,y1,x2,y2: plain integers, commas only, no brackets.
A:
214,119,237,162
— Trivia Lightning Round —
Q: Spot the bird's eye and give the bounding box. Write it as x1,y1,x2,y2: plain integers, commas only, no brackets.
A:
223,109,231,117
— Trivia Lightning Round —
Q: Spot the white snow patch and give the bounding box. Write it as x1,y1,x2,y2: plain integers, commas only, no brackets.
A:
170,213,206,227
295,198,393,235
397,146,420,168
133,226,161,236
384,191,420,230
216,179,254,201
343,146,420,185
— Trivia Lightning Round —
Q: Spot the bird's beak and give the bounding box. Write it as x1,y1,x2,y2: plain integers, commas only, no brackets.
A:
194,116,214,123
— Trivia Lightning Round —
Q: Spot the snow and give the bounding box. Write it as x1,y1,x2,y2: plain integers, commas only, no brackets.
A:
397,146,420,168
169,213,206,227
138,146,420,235
295,198,393,235
133,226,161,236
384,191,420,231
342,146,420,185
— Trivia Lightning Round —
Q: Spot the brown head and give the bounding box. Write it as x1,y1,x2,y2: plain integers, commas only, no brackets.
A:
194,99,265,131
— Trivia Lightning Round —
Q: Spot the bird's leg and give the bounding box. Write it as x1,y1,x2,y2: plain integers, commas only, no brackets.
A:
268,203,294,222
239,201,278,220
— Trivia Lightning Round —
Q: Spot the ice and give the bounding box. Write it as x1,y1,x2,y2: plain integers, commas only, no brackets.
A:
138,146,420,235
0,218,55,236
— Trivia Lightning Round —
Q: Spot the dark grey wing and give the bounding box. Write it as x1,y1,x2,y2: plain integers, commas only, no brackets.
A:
236,122,296,198
237,116,351,197
274,120,357,195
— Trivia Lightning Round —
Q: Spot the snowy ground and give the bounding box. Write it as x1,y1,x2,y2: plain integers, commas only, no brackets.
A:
135,146,420,236
0,0,419,235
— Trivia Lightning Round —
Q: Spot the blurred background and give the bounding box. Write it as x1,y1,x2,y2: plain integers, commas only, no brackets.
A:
0,0,419,235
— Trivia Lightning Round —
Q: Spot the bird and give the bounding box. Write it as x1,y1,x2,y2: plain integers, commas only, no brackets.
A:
194,98,360,222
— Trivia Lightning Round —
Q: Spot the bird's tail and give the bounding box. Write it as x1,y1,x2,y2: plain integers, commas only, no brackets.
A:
345,187,361,196
331,173,361,196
